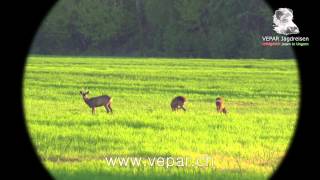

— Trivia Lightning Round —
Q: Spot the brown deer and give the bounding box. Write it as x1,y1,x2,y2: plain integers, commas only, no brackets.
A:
215,97,227,114
80,90,112,114
171,96,187,111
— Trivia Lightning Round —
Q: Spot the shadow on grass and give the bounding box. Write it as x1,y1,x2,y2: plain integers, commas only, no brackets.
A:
50,169,267,180
32,81,297,99
32,118,165,131
109,119,165,130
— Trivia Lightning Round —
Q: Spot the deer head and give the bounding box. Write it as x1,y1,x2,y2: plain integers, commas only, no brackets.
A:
80,88,89,98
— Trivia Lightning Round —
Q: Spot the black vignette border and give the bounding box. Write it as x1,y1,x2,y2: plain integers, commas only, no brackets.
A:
266,0,317,179
3,1,57,179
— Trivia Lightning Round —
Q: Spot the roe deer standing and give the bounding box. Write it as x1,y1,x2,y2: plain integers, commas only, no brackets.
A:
215,97,227,114
171,96,187,111
80,90,112,114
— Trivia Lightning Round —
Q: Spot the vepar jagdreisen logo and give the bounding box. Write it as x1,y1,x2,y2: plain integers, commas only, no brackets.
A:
261,8,309,47
273,8,299,35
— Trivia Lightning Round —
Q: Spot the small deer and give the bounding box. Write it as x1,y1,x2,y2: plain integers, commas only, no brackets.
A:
216,97,227,114
80,90,112,114
171,96,187,111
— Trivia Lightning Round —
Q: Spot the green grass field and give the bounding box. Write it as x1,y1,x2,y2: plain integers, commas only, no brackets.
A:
23,56,299,180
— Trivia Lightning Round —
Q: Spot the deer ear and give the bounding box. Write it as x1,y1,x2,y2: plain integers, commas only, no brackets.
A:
86,91,89,94
80,91,82,94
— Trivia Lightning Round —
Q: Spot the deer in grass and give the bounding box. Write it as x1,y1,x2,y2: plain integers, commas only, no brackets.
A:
215,97,227,114
80,89,112,114
171,96,187,111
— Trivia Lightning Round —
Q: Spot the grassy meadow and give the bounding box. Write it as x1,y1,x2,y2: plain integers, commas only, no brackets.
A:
23,56,299,180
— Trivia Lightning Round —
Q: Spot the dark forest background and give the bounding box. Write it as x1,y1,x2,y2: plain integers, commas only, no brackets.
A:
30,0,295,58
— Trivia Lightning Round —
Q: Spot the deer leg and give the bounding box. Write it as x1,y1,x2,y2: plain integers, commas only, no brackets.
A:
108,103,113,113
104,104,110,113
181,106,186,111
217,106,221,113
92,107,96,115
222,108,227,114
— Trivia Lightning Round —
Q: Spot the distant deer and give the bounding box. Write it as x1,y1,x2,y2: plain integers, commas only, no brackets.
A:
171,96,187,111
215,97,227,114
80,90,112,114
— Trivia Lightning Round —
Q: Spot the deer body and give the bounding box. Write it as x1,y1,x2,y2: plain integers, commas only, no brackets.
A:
171,96,187,111
80,91,112,114
216,97,227,114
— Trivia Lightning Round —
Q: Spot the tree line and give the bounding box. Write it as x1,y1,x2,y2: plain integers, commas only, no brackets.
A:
30,0,295,58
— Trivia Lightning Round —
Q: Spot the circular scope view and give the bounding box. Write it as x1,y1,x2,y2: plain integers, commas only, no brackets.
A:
23,0,300,179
